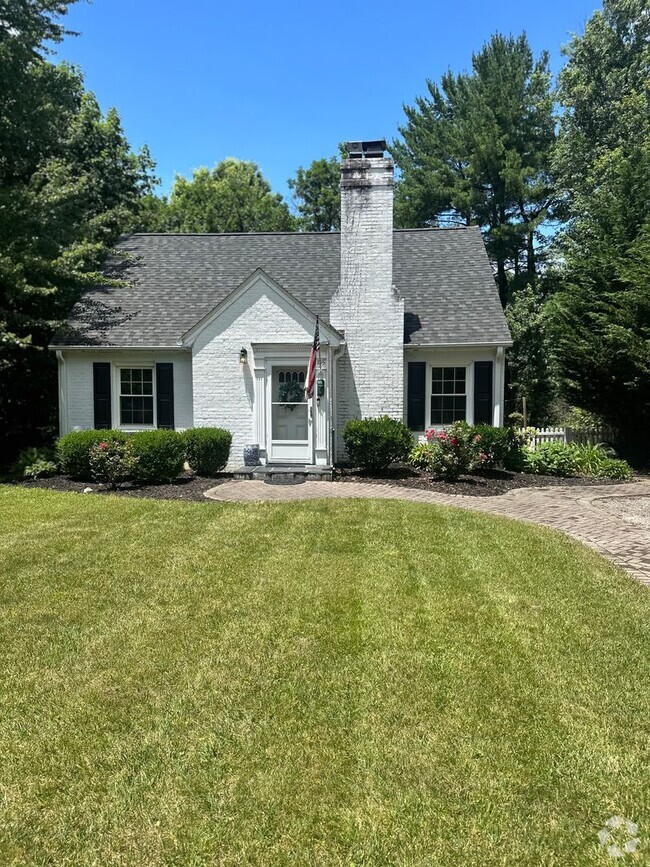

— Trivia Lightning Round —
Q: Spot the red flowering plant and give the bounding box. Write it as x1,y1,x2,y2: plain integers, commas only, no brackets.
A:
88,438,138,489
409,421,480,481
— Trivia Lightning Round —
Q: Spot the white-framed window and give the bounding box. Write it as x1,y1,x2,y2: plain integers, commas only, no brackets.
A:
119,367,154,426
431,366,467,424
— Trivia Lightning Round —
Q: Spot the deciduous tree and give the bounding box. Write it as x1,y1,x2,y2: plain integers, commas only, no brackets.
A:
288,156,340,231
0,2,158,463
167,160,294,233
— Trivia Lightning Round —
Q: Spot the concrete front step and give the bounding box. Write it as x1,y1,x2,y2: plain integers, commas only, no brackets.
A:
233,465,334,483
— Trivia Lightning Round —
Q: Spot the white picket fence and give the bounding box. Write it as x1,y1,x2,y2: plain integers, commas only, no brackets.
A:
532,427,566,448
530,427,613,449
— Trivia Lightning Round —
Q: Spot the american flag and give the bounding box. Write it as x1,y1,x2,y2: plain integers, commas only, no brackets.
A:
305,317,320,399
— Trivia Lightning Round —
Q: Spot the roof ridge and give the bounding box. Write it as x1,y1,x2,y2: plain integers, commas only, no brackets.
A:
127,226,478,240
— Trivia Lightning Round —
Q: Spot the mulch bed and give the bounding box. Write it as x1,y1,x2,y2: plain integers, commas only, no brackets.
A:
336,465,634,497
13,467,634,501
15,472,228,501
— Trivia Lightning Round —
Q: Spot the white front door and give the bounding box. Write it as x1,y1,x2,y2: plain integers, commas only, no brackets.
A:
268,365,312,463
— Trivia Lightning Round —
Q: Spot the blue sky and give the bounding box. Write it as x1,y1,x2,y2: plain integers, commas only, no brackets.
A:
53,0,601,202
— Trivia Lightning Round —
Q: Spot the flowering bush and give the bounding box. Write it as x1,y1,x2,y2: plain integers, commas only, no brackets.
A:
410,422,480,480
57,430,126,480
469,424,526,470
89,439,139,489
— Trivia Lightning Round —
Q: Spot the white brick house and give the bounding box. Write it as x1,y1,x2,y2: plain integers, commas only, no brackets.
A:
52,140,511,469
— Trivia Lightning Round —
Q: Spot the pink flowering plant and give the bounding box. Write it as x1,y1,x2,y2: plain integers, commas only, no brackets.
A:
409,422,488,480
88,438,139,489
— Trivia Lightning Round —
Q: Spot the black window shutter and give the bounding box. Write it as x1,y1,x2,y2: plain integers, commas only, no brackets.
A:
407,362,426,431
93,362,112,429
473,361,494,424
156,363,175,429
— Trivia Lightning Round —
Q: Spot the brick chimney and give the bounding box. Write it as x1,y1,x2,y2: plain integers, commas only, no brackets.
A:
330,140,404,454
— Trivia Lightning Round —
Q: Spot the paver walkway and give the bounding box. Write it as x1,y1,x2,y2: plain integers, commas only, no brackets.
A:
204,478,650,586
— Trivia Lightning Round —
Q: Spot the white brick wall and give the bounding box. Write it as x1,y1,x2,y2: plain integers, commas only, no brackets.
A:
59,350,193,434
331,156,404,460
191,277,314,468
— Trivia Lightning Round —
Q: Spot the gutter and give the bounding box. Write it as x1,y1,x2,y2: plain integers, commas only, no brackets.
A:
47,344,189,352
404,341,513,349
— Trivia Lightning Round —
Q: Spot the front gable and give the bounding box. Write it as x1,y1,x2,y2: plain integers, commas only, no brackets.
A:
181,269,342,350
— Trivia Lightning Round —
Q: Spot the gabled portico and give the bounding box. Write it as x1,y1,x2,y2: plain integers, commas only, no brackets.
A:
181,269,342,467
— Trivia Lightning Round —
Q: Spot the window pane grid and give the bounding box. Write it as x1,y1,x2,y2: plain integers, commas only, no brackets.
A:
120,368,154,425
431,366,466,424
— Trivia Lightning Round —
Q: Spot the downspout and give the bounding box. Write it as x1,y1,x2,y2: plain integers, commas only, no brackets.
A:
331,342,343,466
56,350,67,436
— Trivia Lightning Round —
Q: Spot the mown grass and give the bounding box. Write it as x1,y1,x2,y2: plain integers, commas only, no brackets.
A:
0,486,649,866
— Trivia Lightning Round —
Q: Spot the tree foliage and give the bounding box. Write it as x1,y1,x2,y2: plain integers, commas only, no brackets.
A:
505,284,556,425
165,160,295,233
392,33,558,304
550,0,650,458
0,1,157,463
288,156,340,231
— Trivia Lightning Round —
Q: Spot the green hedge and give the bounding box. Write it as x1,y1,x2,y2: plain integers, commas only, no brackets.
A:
130,430,185,484
183,428,232,476
57,430,126,481
342,416,413,472
57,429,185,484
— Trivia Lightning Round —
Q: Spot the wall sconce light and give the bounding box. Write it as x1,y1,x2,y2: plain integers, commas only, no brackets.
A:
239,347,248,365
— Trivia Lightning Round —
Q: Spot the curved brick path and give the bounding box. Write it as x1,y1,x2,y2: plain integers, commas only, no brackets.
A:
204,478,650,586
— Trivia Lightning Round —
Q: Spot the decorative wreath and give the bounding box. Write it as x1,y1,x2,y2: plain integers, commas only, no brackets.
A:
279,380,305,406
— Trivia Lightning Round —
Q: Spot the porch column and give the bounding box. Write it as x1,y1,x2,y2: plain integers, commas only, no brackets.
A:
253,362,266,462
494,346,505,426
314,348,329,466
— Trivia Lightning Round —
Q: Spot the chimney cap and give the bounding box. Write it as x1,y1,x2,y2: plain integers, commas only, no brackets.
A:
344,140,387,159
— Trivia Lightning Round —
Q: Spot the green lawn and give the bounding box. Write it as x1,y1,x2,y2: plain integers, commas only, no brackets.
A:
1,487,649,866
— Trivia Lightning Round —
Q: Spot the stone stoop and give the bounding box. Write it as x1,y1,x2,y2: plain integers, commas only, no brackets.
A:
233,465,334,483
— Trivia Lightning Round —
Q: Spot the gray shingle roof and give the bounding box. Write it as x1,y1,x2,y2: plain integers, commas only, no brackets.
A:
54,226,511,347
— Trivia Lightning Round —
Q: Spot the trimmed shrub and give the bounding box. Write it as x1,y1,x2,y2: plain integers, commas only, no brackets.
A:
57,430,126,481
183,428,232,476
343,416,413,472
89,439,139,489
130,430,185,484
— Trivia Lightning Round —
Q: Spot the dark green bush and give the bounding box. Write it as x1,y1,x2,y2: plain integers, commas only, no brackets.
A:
130,430,185,483
343,416,413,472
470,425,526,471
183,428,232,476
57,430,126,481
